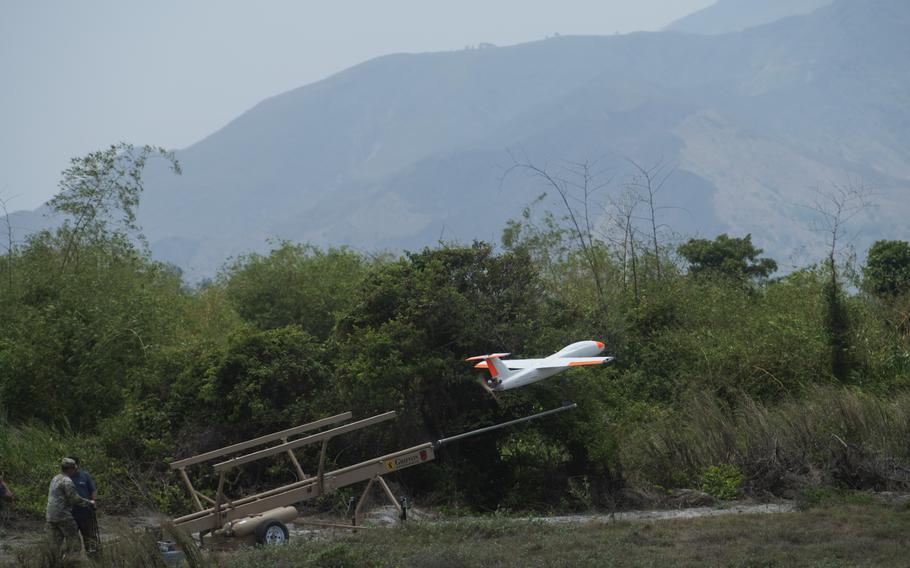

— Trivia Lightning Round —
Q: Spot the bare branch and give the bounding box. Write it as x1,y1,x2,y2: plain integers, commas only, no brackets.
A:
502,151,615,305
624,157,675,280
0,191,15,294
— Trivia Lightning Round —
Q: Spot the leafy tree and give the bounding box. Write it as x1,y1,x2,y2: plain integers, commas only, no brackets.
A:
804,184,870,382
502,197,571,283
48,142,180,268
864,240,910,298
0,237,187,429
222,242,369,338
0,144,184,430
199,326,330,436
334,243,548,418
332,243,568,505
678,234,777,282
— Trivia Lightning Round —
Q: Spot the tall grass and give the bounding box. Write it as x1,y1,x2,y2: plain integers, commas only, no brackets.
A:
13,523,209,568
0,421,145,517
621,386,910,495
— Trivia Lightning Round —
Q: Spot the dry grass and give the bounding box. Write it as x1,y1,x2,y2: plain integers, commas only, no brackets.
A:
5,499,907,567
620,387,910,496
8,523,205,568
225,499,910,568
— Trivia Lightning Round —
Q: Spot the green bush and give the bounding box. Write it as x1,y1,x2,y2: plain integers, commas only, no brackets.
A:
700,464,743,500
222,242,371,338
797,487,878,510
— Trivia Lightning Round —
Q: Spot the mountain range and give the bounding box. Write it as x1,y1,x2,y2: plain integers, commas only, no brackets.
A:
7,0,909,279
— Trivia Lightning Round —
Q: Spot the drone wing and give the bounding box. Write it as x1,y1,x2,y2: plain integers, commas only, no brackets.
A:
474,357,613,369
473,358,546,370
534,356,614,368
465,353,511,362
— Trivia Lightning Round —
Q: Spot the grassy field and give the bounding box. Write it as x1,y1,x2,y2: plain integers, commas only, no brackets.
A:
224,499,910,568
5,497,908,567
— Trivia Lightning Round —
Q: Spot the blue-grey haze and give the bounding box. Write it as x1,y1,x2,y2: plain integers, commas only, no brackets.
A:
0,0,713,210
3,0,907,281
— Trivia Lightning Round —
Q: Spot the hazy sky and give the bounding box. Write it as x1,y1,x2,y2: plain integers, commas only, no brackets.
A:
0,0,714,210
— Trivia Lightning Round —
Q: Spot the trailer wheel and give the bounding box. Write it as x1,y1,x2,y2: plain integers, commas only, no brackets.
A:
255,520,290,546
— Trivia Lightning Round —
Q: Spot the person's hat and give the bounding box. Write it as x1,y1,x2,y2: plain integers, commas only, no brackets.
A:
60,458,77,469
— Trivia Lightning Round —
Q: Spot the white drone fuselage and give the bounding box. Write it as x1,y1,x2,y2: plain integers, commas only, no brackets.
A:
467,340,613,391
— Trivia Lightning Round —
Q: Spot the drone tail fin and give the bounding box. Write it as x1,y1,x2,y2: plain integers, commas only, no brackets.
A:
466,353,513,383
485,356,513,382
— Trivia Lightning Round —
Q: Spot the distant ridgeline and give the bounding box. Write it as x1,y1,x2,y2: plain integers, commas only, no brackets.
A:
665,0,835,34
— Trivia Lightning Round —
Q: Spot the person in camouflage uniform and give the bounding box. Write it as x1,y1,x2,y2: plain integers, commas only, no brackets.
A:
46,458,95,563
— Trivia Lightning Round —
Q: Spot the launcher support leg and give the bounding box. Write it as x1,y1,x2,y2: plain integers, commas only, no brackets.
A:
283,438,307,481
353,478,375,525
375,476,403,517
214,472,226,527
317,439,328,496
195,492,217,506
178,468,204,512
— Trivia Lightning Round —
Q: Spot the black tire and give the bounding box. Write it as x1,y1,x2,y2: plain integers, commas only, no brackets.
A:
255,520,290,546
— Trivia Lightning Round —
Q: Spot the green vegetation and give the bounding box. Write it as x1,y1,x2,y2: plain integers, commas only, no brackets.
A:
678,233,777,283
864,239,910,298
0,423,128,516
1,145,910,526
699,464,743,500
621,387,910,496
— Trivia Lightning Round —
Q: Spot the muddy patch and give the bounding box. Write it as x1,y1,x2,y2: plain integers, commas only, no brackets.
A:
529,502,797,524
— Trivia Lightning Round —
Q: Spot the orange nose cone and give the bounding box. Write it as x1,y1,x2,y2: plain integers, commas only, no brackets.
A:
595,341,605,350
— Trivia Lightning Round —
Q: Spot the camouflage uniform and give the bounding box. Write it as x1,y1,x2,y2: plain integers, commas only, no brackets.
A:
46,470,92,562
